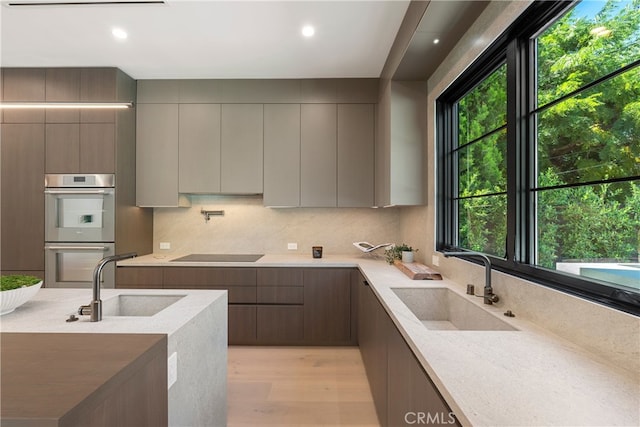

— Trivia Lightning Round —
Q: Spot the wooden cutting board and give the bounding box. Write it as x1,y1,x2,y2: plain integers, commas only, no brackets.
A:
394,260,443,280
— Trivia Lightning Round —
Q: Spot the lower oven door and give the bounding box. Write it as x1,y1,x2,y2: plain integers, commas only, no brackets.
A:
45,243,115,288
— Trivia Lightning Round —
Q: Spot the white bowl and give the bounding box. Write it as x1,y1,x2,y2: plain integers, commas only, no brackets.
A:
0,281,43,315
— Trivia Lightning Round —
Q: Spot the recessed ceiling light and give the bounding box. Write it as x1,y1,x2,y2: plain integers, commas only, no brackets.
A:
112,27,128,40
433,38,440,44
302,25,315,38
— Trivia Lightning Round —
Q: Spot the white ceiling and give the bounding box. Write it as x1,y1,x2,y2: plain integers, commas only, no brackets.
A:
0,0,413,79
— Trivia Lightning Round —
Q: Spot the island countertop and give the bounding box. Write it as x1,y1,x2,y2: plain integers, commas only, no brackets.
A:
0,288,226,334
118,253,640,426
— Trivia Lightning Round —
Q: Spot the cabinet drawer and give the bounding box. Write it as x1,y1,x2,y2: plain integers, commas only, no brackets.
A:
116,267,163,289
163,283,256,303
257,268,303,286
163,267,256,286
257,286,303,304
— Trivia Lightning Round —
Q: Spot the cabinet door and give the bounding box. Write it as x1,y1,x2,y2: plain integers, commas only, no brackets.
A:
387,319,459,427
263,104,301,206
1,124,45,271
220,104,263,193
178,104,221,193
301,104,337,207
80,123,115,173
337,104,374,207
2,68,46,123
257,306,304,344
229,305,257,345
359,278,389,425
45,68,80,123
303,268,351,344
45,124,80,173
136,104,180,206
80,68,116,123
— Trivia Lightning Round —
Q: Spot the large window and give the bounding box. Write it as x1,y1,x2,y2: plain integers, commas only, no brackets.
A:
437,0,640,315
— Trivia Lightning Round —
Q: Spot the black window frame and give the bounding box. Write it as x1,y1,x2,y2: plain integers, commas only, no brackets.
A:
436,0,640,316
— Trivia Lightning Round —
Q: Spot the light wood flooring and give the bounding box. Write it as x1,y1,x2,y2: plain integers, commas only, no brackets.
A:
227,346,380,426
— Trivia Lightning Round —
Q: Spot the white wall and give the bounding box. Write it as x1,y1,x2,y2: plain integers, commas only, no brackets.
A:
399,0,640,375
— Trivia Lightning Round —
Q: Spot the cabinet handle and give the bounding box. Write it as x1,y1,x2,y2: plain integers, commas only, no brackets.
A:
46,245,109,251
363,280,370,286
45,189,111,195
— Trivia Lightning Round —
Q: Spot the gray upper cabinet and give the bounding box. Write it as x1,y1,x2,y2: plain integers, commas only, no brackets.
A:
136,79,379,206
136,103,181,206
301,104,337,207
220,104,264,194
263,104,301,207
178,104,221,193
337,104,375,207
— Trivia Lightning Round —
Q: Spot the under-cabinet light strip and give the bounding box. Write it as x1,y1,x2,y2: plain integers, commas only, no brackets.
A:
0,102,133,109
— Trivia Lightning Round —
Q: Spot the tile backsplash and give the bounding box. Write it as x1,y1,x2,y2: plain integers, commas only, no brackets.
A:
153,195,400,256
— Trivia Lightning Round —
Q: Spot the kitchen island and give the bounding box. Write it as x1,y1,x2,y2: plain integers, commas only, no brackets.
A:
0,288,227,427
119,253,640,426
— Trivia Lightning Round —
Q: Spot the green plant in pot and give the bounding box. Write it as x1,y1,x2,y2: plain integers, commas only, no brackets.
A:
1,274,43,315
384,244,418,264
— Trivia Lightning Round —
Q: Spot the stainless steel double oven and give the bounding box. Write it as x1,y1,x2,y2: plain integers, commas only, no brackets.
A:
44,174,116,288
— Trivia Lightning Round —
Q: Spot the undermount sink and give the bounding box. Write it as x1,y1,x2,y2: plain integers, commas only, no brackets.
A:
391,287,517,331
102,294,185,317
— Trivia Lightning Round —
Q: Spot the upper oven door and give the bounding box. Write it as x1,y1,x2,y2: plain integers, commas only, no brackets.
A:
45,187,115,242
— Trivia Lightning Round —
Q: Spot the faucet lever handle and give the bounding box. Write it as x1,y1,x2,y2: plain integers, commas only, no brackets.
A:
486,293,500,304
78,304,92,316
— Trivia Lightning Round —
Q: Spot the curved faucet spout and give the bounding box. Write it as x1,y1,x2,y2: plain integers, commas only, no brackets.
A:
79,252,137,322
443,251,498,305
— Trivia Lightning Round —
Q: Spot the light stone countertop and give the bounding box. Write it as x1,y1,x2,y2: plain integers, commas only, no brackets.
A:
119,253,640,426
0,288,226,335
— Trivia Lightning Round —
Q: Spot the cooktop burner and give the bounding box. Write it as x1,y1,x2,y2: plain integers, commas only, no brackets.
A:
170,254,264,263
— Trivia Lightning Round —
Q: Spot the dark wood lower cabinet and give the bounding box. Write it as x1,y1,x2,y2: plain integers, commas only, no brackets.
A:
257,305,304,344
116,266,354,346
303,268,353,344
387,326,458,427
116,266,163,289
229,305,257,345
359,276,390,424
358,274,459,427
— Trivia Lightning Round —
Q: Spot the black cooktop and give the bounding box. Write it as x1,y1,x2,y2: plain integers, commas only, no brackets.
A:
170,254,264,263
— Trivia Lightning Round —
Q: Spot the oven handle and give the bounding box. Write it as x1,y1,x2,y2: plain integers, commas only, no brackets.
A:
46,245,110,251
45,189,111,195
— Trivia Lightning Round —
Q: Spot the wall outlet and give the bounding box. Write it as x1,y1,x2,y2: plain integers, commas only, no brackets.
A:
168,352,177,389
159,242,171,250
432,254,440,267
287,243,298,250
